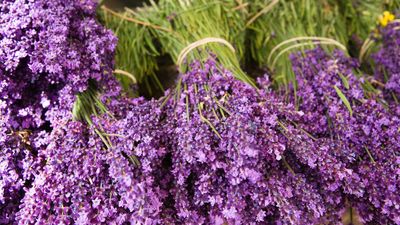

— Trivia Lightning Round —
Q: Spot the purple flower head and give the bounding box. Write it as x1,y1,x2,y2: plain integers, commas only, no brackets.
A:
289,47,400,224
161,57,349,223
0,0,118,129
374,23,400,103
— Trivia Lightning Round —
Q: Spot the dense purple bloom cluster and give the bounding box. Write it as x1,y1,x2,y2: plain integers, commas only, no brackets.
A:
290,48,363,136
158,59,353,224
11,57,370,224
374,23,400,103
0,0,118,128
101,97,173,223
0,0,118,223
15,107,168,224
3,50,400,224
290,48,400,224
0,110,48,224
15,96,174,224
348,101,400,224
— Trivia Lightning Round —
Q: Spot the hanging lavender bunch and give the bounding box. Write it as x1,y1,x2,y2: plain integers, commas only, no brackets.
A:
0,0,118,128
161,58,353,224
374,21,400,104
289,47,400,224
0,1,119,223
14,95,173,224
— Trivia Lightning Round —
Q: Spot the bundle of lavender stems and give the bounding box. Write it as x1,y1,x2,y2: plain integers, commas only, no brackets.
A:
1,1,399,224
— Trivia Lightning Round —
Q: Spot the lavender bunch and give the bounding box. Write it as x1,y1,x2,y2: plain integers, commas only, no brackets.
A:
289,47,400,224
162,58,352,224
345,100,400,224
0,0,118,128
290,47,363,137
15,121,122,224
14,95,174,224
1,1,119,223
374,22,400,104
101,97,174,223
0,110,49,224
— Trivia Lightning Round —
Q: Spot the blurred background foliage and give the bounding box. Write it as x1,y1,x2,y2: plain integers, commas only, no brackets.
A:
99,0,399,100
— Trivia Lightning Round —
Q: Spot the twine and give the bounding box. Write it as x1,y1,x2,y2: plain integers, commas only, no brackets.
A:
267,36,347,64
271,41,336,70
101,6,171,32
359,37,374,63
246,0,279,27
113,69,137,84
389,20,400,30
368,78,385,88
176,37,236,67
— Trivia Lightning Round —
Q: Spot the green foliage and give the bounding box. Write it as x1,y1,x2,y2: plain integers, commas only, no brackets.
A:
98,6,161,95
99,0,255,87
334,85,353,117
98,0,398,97
72,80,113,148
72,81,111,123
247,0,348,89
334,0,399,42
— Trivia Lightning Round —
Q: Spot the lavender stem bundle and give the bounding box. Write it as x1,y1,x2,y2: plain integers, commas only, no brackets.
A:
100,0,254,87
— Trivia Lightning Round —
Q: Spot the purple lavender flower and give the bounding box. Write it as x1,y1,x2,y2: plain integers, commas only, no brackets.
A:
162,58,350,223
289,47,400,224
0,1,119,223
0,0,118,129
15,95,175,224
0,110,48,224
16,121,126,224
374,23,400,103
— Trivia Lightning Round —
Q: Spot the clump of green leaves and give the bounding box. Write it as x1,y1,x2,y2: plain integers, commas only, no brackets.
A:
247,0,349,91
99,0,255,87
245,0,398,93
334,0,399,42
99,7,161,95
72,80,114,148
98,0,398,97
346,0,400,66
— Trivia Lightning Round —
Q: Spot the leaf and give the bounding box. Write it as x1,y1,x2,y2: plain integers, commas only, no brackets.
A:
334,85,353,117
338,72,349,89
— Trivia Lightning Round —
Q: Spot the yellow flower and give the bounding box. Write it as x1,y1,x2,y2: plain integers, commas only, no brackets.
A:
379,11,395,27
379,17,388,27
383,11,395,20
